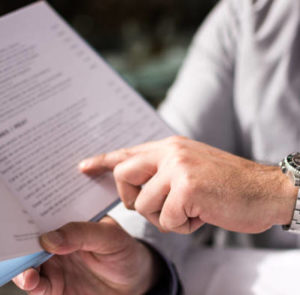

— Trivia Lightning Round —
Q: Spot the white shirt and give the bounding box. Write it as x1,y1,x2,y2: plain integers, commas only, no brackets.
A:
110,0,300,294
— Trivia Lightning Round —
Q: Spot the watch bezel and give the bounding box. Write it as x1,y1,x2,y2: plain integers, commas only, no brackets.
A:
280,153,300,233
285,153,300,175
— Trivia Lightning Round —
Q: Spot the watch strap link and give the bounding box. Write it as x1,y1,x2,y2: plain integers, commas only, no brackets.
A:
283,189,300,233
294,175,300,186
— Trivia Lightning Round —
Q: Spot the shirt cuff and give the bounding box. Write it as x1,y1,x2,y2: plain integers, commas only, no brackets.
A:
140,241,182,295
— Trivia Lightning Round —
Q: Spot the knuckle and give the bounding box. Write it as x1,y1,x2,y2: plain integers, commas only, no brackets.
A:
171,153,188,166
171,141,185,152
134,198,146,215
178,192,190,211
118,147,131,158
162,138,192,169
167,137,187,153
186,202,201,218
64,221,80,233
178,172,197,195
159,217,169,231
98,153,107,163
64,222,90,238
159,210,176,231
166,135,187,145
113,164,124,181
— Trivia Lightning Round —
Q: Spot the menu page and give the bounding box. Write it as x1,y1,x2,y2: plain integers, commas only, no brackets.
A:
0,1,172,260
0,181,42,261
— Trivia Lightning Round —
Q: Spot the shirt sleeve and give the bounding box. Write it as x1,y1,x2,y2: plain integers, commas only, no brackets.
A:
159,0,242,154
109,1,244,293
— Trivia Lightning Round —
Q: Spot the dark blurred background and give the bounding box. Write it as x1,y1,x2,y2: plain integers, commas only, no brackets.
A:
1,0,217,106
0,0,216,293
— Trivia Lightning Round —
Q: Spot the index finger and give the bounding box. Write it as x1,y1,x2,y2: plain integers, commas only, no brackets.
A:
78,140,162,175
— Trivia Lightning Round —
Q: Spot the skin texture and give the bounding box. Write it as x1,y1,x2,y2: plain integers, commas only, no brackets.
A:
79,136,298,234
13,217,159,295
13,136,298,294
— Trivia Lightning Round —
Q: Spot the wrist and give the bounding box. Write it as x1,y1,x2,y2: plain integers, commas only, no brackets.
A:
269,166,298,226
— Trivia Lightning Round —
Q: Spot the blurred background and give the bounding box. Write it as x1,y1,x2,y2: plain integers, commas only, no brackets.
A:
0,0,216,293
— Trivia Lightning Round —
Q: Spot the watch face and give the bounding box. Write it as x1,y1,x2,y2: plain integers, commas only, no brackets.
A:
288,153,300,168
294,154,300,165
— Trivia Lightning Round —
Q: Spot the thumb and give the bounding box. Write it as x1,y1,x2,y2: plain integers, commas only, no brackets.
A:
40,217,131,255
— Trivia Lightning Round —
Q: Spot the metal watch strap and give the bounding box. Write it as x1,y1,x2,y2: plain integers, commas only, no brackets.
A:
283,189,300,233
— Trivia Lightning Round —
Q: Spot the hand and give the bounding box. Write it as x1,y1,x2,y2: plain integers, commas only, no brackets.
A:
13,217,158,295
79,136,298,234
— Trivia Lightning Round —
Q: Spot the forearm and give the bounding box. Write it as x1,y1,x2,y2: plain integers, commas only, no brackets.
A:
83,136,299,235
251,164,298,227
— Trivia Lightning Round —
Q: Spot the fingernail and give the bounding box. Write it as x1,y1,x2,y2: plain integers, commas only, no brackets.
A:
19,273,25,289
79,159,93,171
41,230,64,248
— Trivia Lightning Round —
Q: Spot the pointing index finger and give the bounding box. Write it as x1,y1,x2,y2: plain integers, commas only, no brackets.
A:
79,149,132,174
78,140,161,175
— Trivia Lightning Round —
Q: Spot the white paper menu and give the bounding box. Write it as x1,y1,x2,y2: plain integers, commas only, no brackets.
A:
0,0,173,268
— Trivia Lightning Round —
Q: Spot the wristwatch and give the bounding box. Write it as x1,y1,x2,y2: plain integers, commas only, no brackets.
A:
279,152,300,232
